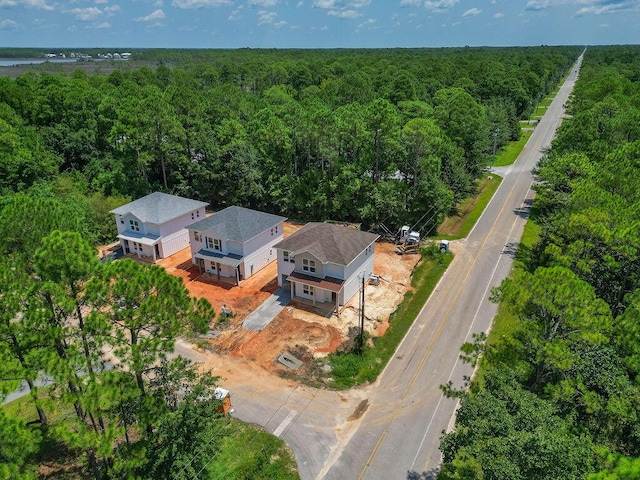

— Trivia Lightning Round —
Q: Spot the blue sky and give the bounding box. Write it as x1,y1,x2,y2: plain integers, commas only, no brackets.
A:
0,0,638,49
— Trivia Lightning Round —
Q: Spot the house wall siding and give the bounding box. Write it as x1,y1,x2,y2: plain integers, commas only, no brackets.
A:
342,251,375,305
241,227,283,278
276,249,296,286
324,262,345,279
294,253,324,278
160,228,190,258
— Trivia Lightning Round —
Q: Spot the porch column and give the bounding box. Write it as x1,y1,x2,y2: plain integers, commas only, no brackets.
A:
312,286,316,306
152,245,157,263
290,282,294,299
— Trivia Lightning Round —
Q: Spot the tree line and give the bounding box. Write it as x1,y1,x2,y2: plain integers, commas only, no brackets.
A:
0,47,578,242
440,45,640,479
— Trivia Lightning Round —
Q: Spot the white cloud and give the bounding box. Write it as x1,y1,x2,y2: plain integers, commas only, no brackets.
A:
249,0,278,6
355,17,377,31
172,0,231,8
462,7,481,16
228,6,243,19
400,0,421,6
328,8,361,18
313,0,338,7
0,0,54,10
523,0,638,15
494,11,504,18
0,18,18,28
314,0,369,17
297,0,303,5
95,0,108,4
525,0,554,10
257,9,286,27
95,21,110,28
71,7,102,21
424,0,459,13
104,5,120,15
576,2,631,15
134,8,165,21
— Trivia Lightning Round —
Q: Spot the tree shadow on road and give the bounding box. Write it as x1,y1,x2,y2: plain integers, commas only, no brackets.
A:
407,467,440,479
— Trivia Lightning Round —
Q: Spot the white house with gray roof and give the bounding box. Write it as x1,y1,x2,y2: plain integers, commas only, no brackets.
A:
274,223,379,310
186,206,287,284
110,192,208,262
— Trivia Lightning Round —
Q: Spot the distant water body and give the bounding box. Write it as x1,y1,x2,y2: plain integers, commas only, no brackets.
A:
0,58,79,67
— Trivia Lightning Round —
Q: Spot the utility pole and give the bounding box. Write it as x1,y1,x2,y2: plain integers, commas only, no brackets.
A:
357,275,365,355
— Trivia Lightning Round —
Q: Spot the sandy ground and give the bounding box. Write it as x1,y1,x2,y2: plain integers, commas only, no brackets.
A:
100,224,421,378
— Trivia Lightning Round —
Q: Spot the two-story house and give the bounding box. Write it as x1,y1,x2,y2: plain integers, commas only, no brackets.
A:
110,192,208,262
274,223,379,310
186,206,287,284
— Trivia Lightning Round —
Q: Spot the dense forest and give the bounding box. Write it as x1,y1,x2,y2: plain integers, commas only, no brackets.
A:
0,46,583,478
440,45,640,479
0,47,579,243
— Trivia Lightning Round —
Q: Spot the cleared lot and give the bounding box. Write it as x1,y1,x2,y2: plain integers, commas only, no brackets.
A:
155,227,420,376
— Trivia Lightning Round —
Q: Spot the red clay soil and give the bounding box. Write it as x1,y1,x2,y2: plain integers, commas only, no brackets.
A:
156,247,279,323
110,223,419,377
222,309,342,372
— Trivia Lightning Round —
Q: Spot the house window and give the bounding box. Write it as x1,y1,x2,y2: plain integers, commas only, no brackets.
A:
206,237,222,251
191,212,195,220
283,251,289,262
129,219,140,232
303,285,314,296
303,259,316,273
194,232,201,242
271,227,274,236
209,261,217,271
119,216,124,225
197,210,200,218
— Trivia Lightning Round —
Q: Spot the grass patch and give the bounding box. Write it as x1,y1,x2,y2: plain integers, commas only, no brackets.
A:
437,173,502,239
208,419,300,479
327,252,453,389
493,130,533,167
4,385,299,479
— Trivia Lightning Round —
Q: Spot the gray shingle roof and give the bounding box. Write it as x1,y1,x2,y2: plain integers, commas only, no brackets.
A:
110,192,208,224
186,206,287,243
274,222,379,266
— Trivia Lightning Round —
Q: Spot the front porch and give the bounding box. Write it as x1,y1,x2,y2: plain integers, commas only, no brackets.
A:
194,249,244,285
117,232,161,262
287,271,345,315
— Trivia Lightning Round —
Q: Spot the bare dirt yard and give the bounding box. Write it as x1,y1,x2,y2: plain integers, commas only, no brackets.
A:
154,223,421,378
103,223,421,380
